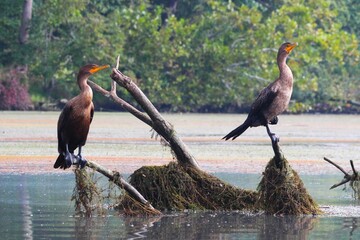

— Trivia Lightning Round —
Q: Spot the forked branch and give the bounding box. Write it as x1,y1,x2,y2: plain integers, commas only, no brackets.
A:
89,56,200,169
110,67,200,169
323,157,359,190
88,80,152,126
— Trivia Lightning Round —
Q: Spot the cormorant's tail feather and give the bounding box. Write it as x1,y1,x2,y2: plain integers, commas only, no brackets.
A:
54,154,68,169
222,123,249,140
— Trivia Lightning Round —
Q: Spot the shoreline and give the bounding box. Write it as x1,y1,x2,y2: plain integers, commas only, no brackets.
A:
0,155,346,175
1,112,359,175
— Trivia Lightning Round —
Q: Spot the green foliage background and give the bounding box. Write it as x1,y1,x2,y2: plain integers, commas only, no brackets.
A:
0,0,359,112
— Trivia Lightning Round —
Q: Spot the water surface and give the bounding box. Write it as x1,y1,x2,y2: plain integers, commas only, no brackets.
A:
1,112,360,239
1,173,360,239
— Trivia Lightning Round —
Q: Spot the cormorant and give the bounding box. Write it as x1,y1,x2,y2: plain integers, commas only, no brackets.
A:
54,64,109,169
223,42,297,143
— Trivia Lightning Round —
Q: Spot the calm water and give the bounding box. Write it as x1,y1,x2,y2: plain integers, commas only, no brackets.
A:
1,173,360,239
1,112,360,239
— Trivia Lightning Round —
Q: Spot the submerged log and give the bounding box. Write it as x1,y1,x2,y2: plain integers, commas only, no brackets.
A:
257,141,322,215
323,157,360,199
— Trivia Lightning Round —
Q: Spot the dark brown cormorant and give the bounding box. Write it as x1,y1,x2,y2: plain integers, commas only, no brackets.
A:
54,64,109,169
223,42,297,143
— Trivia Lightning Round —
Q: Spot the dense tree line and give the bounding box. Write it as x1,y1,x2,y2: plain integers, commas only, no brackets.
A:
0,0,359,112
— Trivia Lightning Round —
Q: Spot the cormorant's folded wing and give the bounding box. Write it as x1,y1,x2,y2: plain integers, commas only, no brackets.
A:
250,83,278,114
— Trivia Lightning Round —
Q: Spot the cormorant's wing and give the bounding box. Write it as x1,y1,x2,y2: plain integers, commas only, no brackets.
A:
90,102,94,124
57,104,73,153
250,83,277,114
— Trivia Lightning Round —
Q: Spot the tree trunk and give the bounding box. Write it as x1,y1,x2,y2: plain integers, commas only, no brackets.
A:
19,0,33,44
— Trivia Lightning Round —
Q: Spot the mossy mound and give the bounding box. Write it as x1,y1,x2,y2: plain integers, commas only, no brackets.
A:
129,162,258,211
257,156,322,215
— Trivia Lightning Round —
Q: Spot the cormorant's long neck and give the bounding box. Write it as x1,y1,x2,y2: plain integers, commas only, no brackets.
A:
77,74,93,104
277,53,293,85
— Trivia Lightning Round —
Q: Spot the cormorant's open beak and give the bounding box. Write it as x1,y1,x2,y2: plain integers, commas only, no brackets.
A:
89,65,110,74
285,42,297,53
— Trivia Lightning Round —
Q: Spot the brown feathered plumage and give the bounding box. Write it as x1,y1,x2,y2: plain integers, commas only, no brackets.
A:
54,64,109,169
223,42,297,142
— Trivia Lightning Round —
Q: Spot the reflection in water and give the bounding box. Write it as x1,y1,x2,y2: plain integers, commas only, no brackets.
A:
20,175,33,240
1,174,360,239
74,217,105,239
343,218,358,238
124,216,163,240
133,212,318,240
259,215,317,240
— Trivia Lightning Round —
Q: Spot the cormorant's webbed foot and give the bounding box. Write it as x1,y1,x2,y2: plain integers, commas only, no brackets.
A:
265,124,280,143
64,153,74,168
74,147,87,169
76,155,87,169
64,144,75,168
269,116,278,125
73,154,87,168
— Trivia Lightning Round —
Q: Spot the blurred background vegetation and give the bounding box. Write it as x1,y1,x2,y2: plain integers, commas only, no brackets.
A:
0,0,359,112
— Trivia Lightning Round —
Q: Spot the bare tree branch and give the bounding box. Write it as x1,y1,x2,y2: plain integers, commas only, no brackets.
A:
110,68,200,170
88,80,153,126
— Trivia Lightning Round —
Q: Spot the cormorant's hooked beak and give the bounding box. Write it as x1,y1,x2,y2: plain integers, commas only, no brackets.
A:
285,42,298,53
89,65,110,74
